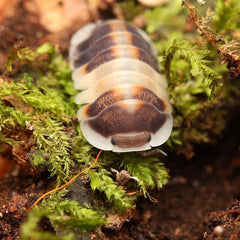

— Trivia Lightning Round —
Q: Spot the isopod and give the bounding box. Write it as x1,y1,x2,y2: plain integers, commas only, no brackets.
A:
69,20,173,152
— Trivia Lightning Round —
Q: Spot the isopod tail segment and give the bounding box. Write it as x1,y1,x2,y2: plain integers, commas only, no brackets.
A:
69,19,173,153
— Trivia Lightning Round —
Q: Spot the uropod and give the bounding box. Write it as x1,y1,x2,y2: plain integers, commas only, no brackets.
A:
69,20,173,152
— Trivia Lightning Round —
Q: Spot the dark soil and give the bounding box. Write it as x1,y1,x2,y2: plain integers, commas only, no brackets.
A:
0,1,240,240
0,172,52,239
0,1,48,74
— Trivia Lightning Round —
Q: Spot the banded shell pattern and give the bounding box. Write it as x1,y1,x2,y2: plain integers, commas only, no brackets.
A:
69,20,173,152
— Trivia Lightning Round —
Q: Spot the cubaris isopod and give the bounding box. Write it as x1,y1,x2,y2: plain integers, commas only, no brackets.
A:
69,20,173,152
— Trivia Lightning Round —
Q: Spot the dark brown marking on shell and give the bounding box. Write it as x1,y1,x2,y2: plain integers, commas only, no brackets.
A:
86,86,166,118
76,21,139,56
76,24,111,54
74,32,155,68
83,45,157,73
133,87,166,112
86,89,124,117
84,47,118,72
87,101,167,137
111,133,151,148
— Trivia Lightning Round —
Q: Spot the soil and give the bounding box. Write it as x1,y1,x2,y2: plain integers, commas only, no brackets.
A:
0,1,240,240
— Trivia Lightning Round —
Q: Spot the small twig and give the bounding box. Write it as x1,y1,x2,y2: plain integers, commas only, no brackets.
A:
215,208,240,218
183,0,240,74
182,0,232,55
146,191,159,203
182,0,219,48
208,208,240,220
26,150,103,211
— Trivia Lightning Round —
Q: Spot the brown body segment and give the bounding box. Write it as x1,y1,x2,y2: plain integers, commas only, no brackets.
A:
76,20,140,54
81,85,167,118
133,87,167,112
86,100,167,138
73,31,155,68
81,45,158,73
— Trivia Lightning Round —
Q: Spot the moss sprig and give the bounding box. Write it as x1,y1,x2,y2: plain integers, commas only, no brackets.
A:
120,153,169,195
0,76,75,183
89,168,134,211
212,0,240,34
164,39,222,98
43,190,106,232
183,0,240,73
21,208,70,240
21,200,106,239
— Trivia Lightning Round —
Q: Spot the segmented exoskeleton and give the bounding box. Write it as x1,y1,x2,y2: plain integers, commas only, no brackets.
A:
69,20,173,152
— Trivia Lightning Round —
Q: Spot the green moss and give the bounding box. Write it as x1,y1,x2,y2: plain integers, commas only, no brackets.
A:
0,74,75,184
120,153,169,195
21,208,69,240
89,169,134,211
142,0,239,155
213,0,240,34
143,0,186,34
117,0,144,21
